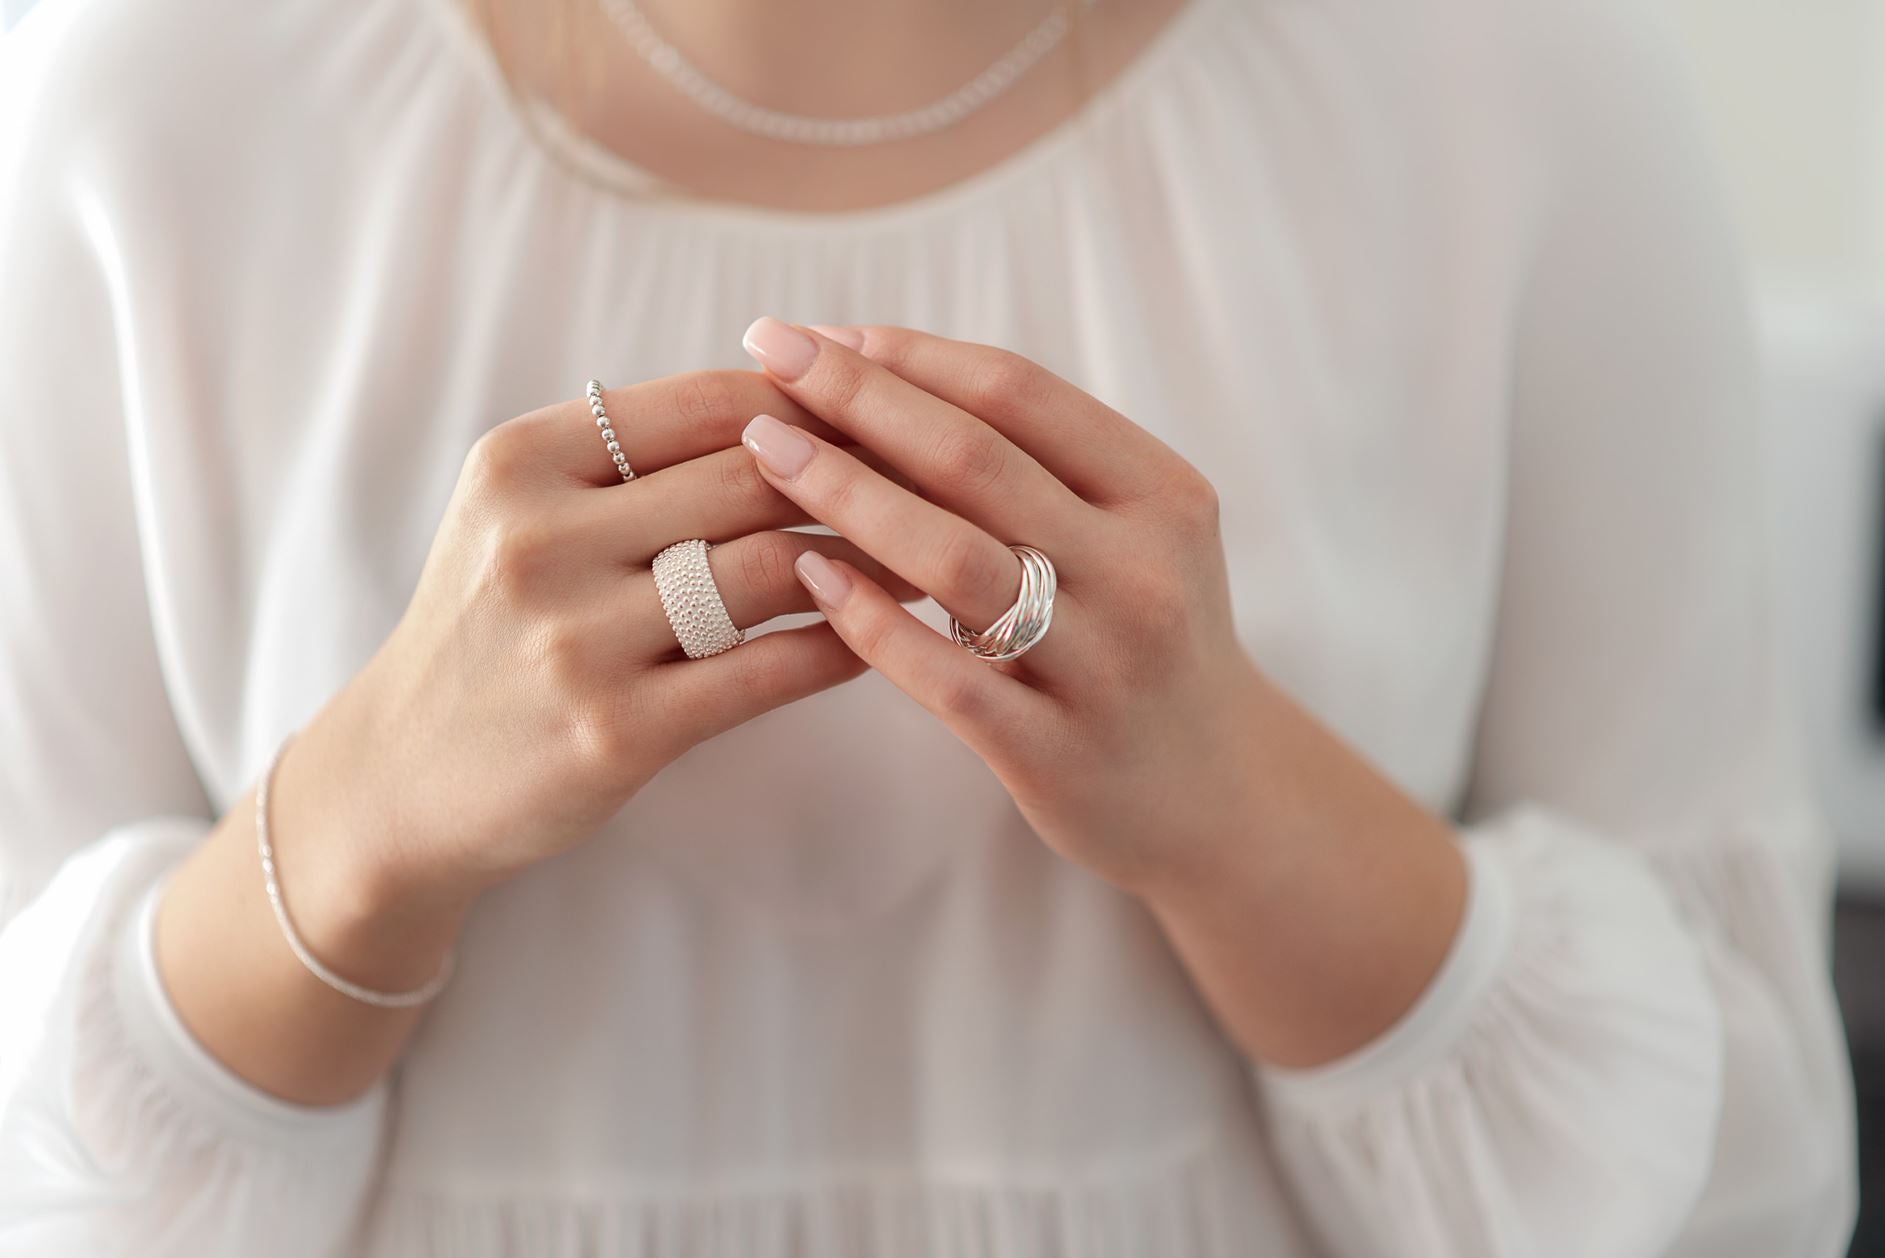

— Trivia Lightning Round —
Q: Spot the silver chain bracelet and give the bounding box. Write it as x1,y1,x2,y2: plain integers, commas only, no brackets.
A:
255,733,454,1008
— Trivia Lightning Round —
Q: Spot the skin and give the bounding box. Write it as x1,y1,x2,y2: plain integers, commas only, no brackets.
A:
156,376,918,1103
473,0,1190,212
156,0,1465,1107
740,320,1467,1069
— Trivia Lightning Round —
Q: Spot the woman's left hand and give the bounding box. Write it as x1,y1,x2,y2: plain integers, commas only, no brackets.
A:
740,317,1468,1069
737,317,1270,897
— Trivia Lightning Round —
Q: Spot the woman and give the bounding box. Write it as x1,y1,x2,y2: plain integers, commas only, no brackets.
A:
0,0,1859,1253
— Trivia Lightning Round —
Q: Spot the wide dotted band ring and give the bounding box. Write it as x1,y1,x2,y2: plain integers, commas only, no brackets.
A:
652,539,746,659
587,379,635,482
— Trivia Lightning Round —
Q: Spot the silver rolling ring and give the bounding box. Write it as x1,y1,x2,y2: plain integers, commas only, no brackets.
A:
652,539,746,659
949,544,1057,663
587,379,635,482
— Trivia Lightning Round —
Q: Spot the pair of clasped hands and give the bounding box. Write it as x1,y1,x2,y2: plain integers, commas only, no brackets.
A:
323,319,1278,928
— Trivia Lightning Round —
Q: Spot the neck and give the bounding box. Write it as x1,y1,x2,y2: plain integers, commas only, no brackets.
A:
472,0,1184,213
619,0,1071,117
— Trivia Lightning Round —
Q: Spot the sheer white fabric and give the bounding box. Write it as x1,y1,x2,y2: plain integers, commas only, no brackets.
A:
0,0,1858,1254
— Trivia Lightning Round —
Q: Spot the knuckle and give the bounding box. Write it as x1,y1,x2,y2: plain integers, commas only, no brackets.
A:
566,691,632,767
844,602,898,661
855,325,910,369
965,350,1048,417
670,371,742,432
927,427,1010,499
816,355,872,414
727,637,795,696
1146,462,1221,536
734,532,798,595
714,446,772,508
1174,468,1222,533
465,422,529,490
814,465,859,519
541,620,595,689
483,519,557,596
933,529,1008,610
931,670,987,723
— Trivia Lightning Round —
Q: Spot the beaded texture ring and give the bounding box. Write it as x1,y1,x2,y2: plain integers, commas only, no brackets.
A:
651,538,746,659
587,379,635,482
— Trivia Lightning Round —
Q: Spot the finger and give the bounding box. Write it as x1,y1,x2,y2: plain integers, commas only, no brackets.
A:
810,324,1182,503
740,413,1033,636
502,371,844,488
740,317,1087,543
566,442,909,564
588,444,805,561
643,620,868,750
790,551,1043,752
621,530,919,660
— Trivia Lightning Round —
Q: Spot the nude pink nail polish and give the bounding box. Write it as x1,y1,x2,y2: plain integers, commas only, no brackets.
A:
795,550,852,608
742,317,818,380
809,324,865,350
742,413,815,479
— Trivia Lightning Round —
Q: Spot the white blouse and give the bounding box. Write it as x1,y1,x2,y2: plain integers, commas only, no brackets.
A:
0,0,1860,1254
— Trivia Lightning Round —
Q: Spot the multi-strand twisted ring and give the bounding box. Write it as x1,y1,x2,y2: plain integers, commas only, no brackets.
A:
949,544,1057,663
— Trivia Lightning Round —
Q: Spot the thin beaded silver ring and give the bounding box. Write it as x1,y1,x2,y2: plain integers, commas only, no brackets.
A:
587,379,635,482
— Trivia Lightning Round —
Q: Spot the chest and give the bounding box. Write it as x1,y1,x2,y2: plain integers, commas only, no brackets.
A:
134,118,1522,875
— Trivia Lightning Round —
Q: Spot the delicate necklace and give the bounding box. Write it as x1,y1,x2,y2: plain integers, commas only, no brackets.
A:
595,0,1097,148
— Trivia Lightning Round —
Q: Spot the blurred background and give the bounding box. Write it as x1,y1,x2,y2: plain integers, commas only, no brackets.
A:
1660,4,1885,1253
1,0,1878,1250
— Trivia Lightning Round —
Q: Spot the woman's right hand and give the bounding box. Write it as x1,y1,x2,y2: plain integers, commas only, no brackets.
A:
264,371,904,970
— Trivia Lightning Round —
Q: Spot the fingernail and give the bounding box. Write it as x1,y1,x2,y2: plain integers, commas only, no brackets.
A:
742,413,815,479
742,316,819,381
809,324,866,350
795,549,852,608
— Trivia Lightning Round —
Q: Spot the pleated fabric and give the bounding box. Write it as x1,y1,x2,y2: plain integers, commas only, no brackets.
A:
0,0,1856,1253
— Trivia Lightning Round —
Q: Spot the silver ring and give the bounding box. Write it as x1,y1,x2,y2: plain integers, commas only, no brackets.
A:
949,544,1056,663
587,379,635,482
652,539,745,659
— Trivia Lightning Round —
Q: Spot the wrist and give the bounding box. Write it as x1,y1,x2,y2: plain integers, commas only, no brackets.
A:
1110,663,1279,907
266,709,477,996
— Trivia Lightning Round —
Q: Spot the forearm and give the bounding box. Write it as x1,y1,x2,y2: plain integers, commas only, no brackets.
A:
729,324,1474,1072
154,687,474,1107
156,374,871,1110
1140,675,1468,1070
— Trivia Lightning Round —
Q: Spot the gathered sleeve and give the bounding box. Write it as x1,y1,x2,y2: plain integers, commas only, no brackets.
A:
0,8,387,1256
1250,4,1860,1256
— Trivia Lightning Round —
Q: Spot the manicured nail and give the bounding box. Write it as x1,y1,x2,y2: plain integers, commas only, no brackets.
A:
809,324,865,350
742,316,818,380
795,549,852,608
742,413,815,479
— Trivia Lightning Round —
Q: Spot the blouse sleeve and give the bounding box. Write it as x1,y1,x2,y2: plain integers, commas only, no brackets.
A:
1250,5,1860,1257
0,8,387,1255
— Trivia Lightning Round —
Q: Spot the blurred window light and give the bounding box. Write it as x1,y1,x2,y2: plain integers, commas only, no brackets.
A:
0,0,41,35
1661,1,1885,893
1660,0,1885,302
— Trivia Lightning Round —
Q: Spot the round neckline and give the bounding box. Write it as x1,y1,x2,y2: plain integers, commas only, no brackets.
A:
417,0,1228,234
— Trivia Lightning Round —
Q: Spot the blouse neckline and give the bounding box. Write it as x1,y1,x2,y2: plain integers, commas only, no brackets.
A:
415,0,1228,235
